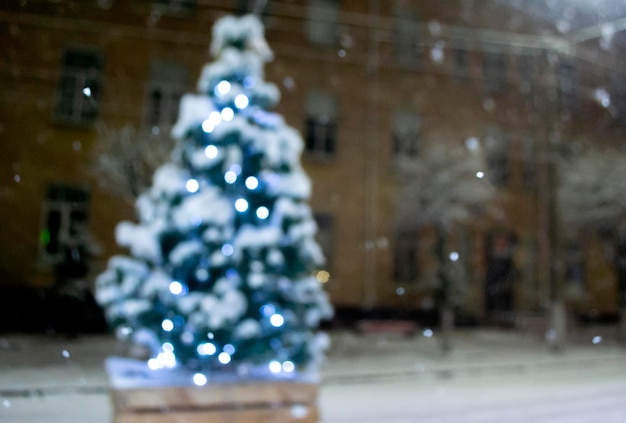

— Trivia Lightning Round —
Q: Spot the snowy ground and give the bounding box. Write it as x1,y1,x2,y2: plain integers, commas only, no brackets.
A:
0,327,625,422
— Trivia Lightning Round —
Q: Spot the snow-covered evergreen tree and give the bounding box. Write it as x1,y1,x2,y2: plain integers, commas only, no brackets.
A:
96,15,333,375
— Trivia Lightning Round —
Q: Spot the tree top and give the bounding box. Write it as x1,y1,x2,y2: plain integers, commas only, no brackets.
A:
210,14,273,62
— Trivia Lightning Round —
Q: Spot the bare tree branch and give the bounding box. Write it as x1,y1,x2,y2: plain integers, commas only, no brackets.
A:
558,147,626,230
90,124,174,206
395,142,496,231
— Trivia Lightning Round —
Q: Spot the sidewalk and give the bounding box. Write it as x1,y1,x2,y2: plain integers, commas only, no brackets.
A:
0,327,624,422
321,328,626,423
324,326,625,383
1,327,621,390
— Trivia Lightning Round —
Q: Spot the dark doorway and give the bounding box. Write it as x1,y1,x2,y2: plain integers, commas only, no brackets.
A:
485,230,517,324
615,228,626,308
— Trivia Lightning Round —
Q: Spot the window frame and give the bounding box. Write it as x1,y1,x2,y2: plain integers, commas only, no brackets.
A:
145,60,188,129
304,90,338,158
558,59,579,111
55,48,103,126
517,54,535,99
453,47,470,80
522,136,536,190
314,212,335,273
485,126,511,188
153,0,196,14
393,230,418,284
392,109,421,158
391,2,422,68
39,184,91,268
482,51,508,94
306,0,340,46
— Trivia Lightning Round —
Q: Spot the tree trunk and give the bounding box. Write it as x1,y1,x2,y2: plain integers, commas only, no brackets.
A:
620,306,626,344
440,305,454,354
435,225,453,353
549,299,567,352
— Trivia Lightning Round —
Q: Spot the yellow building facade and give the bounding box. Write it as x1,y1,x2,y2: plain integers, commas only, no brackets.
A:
1,1,625,324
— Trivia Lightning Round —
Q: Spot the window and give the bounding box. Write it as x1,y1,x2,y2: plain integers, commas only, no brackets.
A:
482,52,507,93
485,229,517,315
236,0,253,14
610,76,626,125
392,110,420,157
392,2,422,67
306,0,340,46
564,240,585,298
518,54,535,98
522,136,536,189
55,48,103,126
393,230,418,283
485,126,510,188
305,90,337,156
40,185,91,277
146,60,188,128
314,213,335,272
454,47,470,80
236,0,268,16
559,60,578,111
153,0,196,13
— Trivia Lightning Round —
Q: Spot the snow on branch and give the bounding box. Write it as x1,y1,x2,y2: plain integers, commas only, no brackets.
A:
558,147,626,230
210,14,273,61
395,142,496,231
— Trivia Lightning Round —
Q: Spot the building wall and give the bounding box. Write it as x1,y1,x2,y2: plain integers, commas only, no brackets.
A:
1,0,624,320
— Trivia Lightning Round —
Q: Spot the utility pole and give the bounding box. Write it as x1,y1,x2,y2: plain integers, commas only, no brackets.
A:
363,0,381,309
544,53,566,352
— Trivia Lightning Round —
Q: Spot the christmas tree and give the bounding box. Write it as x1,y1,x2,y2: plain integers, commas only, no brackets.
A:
96,15,333,377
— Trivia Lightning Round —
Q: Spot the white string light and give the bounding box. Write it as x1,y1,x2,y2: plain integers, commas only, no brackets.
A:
169,281,186,295
256,206,269,219
205,145,218,158
218,352,231,364
225,170,237,184
270,313,285,327
197,342,217,356
245,176,259,190
235,198,249,212
235,94,249,109
162,319,174,332
221,107,234,121
216,80,231,96
193,373,208,386
186,179,199,193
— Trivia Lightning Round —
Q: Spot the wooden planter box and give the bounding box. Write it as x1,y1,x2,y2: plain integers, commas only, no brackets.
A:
106,358,319,423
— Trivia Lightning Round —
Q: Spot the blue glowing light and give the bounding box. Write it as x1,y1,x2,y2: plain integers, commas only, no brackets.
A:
261,304,276,317
221,244,234,256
